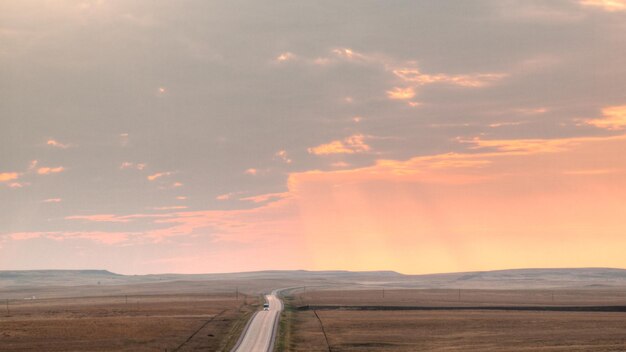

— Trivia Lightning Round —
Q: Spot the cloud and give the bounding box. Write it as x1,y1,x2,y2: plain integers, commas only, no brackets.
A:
216,193,234,200
460,136,576,154
7,231,135,245
308,134,371,155
46,139,71,149
0,172,19,182
65,213,170,223
120,162,147,170
386,87,416,100
275,52,296,62
14,133,625,270
66,214,133,223
172,182,183,188
275,150,292,164
147,171,173,181
244,168,258,175
585,105,626,130
119,133,130,146
392,69,506,88
43,198,62,203
580,0,626,11
37,167,65,175
240,192,288,203
152,206,188,210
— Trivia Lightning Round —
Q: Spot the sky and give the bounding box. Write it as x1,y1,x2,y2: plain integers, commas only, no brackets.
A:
1,0,626,275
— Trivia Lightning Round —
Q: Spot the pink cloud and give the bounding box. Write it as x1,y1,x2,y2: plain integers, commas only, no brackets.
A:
147,171,172,181
240,192,289,203
275,150,292,164
392,68,506,88
386,87,415,100
275,52,296,62
37,166,65,175
244,168,258,175
65,213,172,223
43,198,62,203
580,0,626,11
8,231,134,245
120,162,147,170
152,206,188,210
0,172,19,182
308,134,371,155
46,139,71,149
585,105,626,130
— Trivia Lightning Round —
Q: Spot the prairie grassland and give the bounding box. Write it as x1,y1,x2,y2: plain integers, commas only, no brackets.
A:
280,289,626,352
294,288,626,307
0,293,257,351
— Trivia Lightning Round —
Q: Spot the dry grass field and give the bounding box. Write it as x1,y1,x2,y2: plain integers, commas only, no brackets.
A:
0,292,258,351
279,288,626,352
293,288,626,307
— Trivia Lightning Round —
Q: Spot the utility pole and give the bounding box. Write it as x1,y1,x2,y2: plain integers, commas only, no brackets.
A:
5,299,9,315
236,287,239,300
458,289,461,302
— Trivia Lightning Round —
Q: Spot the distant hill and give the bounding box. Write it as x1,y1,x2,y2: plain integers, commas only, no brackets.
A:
0,270,125,288
1,268,625,290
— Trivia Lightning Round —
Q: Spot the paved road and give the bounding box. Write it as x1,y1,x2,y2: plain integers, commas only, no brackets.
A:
232,291,283,352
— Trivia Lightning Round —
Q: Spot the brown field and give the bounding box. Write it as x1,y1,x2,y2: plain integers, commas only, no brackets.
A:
294,288,626,307
0,291,258,351
279,288,626,352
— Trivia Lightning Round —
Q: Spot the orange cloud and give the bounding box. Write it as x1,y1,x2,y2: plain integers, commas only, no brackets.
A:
37,166,65,175
580,0,626,11
585,105,626,130
65,213,170,223
240,192,288,203
152,206,188,210
66,214,132,223
46,139,71,149
43,198,62,203
147,171,172,181
392,69,506,87
23,133,625,271
8,231,134,245
0,172,19,182
386,87,415,100
275,150,292,164
276,52,296,62
287,134,626,272
308,134,370,155
244,168,258,175
460,136,577,154
120,162,147,170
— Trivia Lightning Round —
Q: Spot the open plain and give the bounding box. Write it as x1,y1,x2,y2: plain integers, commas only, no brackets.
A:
278,288,626,351
0,290,256,351
2,269,626,351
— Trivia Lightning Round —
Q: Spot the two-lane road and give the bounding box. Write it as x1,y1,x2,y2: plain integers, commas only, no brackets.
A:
232,291,283,352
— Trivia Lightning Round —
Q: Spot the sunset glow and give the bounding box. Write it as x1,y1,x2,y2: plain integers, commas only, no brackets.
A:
2,0,625,275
